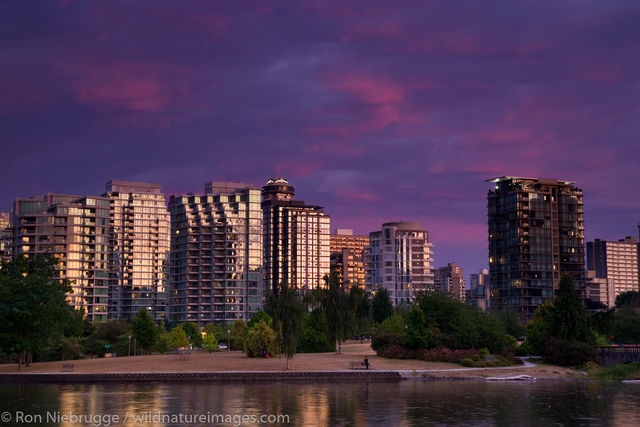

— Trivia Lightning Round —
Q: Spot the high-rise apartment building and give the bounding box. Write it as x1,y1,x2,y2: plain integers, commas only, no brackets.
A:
0,212,12,262
330,228,369,289
584,270,616,308
487,176,585,320
262,179,330,294
11,195,111,320
168,182,263,325
104,181,170,321
587,236,639,298
434,262,466,301
468,268,490,311
364,222,434,306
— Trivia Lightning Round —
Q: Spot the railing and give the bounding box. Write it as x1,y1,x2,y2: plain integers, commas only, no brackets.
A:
597,345,640,353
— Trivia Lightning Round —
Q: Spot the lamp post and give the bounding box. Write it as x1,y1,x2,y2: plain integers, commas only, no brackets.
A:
128,335,131,357
227,329,231,352
134,338,137,356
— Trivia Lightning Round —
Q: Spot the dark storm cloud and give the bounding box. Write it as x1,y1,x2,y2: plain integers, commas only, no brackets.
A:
1,0,639,274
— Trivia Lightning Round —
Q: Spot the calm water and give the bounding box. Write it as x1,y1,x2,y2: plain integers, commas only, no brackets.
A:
1,380,639,426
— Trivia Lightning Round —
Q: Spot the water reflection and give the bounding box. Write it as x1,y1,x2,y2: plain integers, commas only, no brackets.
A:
1,380,639,426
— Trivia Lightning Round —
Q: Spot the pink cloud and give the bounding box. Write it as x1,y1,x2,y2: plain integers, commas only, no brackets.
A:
335,188,379,203
304,71,427,137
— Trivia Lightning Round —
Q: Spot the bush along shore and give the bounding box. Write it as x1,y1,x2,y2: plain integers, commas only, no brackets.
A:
370,290,522,366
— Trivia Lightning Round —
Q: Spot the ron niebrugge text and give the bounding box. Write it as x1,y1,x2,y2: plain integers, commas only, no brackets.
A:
2,410,290,426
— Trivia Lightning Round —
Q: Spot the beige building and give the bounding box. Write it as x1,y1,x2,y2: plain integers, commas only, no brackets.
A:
262,179,330,294
0,212,12,262
330,228,369,289
587,236,639,299
434,262,466,302
584,270,616,308
104,181,170,321
364,222,434,306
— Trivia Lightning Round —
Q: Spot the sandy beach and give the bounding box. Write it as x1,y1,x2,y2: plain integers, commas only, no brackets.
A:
0,342,574,379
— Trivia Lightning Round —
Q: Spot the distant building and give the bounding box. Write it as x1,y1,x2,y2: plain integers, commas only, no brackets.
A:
330,228,369,289
586,236,639,299
11,194,111,321
0,212,12,262
468,268,490,311
364,222,434,306
104,181,170,322
434,262,466,301
261,179,330,294
168,182,263,325
584,270,615,309
487,176,585,320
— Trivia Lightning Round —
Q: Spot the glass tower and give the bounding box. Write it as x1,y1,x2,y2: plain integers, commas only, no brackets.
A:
487,176,585,320
104,181,170,322
169,182,263,325
11,195,111,321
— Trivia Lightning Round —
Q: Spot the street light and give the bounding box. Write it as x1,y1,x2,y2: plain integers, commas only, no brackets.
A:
227,329,231,352
128,335,131,357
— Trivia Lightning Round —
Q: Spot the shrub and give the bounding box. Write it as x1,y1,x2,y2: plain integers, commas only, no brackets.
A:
202,334,218,353
245,319,278,357
544,337,596,366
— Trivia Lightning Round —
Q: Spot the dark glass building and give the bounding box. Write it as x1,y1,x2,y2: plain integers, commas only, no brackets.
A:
487,176,585,320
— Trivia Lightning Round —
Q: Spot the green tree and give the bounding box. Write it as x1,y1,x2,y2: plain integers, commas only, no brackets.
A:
271,282,305,369
404,306,429,349
168,327,190,349
372,288,393,324
0,255,73,369
247,311,272,329
202,334,218,352
610,307,640,343
58,337,82,361
180,322,202,348
615,291,640,308
298,308,333,353
349,286,373,340
549,274,593,343
245,319,278,357
131,308,158,354
230,319,247,350
371,313,406,352
322,272,351,353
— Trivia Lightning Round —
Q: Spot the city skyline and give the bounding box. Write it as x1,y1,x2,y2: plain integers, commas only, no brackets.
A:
2,1,640,276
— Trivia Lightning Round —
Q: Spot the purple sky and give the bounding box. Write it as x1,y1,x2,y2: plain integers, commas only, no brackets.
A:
2,0,639,278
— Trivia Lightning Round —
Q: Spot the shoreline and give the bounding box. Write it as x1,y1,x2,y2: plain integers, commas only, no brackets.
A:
0,343,579,383
0,369,579,384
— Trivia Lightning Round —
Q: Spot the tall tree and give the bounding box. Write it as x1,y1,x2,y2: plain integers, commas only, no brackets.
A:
271,282,304,369
180,322,203,347
322,272,350,353
131,308,158,354
0,255,72,369
372,287,393,324
549,274,592,343
349,286,373,341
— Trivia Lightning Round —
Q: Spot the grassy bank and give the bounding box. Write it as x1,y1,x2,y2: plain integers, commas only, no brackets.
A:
588,362,640,381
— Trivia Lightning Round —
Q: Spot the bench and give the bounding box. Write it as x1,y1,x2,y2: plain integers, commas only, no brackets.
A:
349,361,369,370
60,364,74,372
